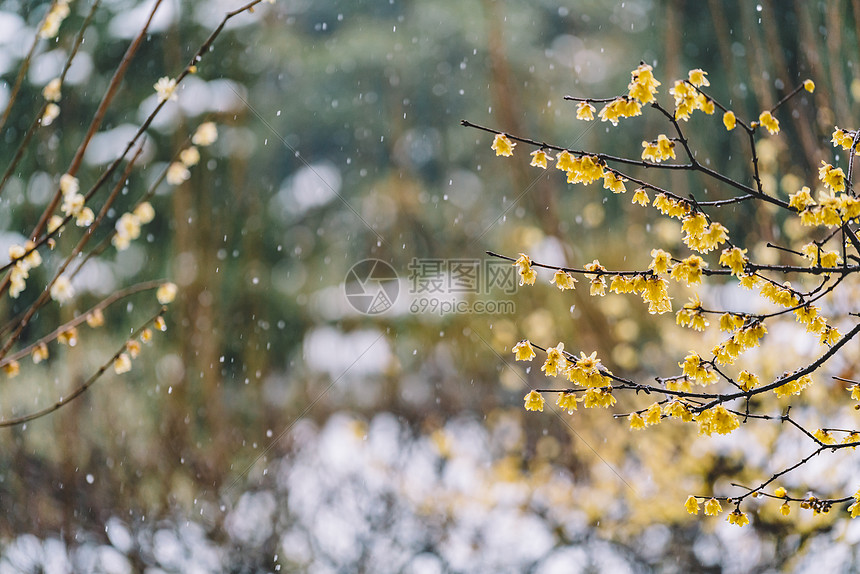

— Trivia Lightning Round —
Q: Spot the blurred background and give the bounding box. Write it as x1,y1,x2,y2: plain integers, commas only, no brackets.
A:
1,0,859,571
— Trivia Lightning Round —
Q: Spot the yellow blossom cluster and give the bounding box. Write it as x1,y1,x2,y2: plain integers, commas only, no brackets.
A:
695,405,740,436
513,343,617,413
800,242,842,268
680,213,729,253
112,202,156,251
652,193,691,218
597,97,642,126
669,78,714,121
8,241,43,299
582,387,616,408
583,259,607,296
557,151,605,185
819,161,845,192
797,188,860,227
556,392,578,413
676,294,708,331
756,111,780,135
680,352,718,385
59,173,95,228
627,63,661,103
39,0,71,39
641,134,676,163
773,373,813,398
541,342,568,377
711,321,767,365
848,490,860,519
610,274,672,314
832,128,859,154
670,254,707,286
759,281,799,308
167,126,214,186
718,246,748,275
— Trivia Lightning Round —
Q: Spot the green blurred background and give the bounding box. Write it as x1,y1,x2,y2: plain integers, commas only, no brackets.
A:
1,0,859,571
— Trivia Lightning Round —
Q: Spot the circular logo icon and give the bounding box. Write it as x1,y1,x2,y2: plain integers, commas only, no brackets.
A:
344,259,399,315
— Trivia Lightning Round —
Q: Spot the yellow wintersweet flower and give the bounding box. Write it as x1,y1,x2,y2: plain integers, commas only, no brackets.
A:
719,313,745,332
820,326,841,346
180,146,201,167
774,373,813,398
192,122,219,146
114,353,132,374
710,405,740,434
628,63,661,104
737,370,760,392
602,171,626,194
541,342,567,377
641,134,676,163
512,340,536,361
529,149,548,169
32,343,49,364
804,79,815,92
87,309,105,328
550,269,577,290
3,360,20,378
157,282,178,304
41,103,60,126
850,501,860,518
610,275,635,294
704,498,722,516
832,128,855,150
575,101,596,121
598,98,641,125
688,68,710,87
680,352,703,378
555,150,576,172
649,248,672,274
582,387,616,409
514,253,537,286
556,392,578,413
813,429,837,445
628,412,646,430
819,161,846,192
43,78,62,102
719,247,748,275
589,277,606,296
780,502,791,516
491,133,516,157
670,255,707,286
681,212,708,240
774,486,787,498
632,188,650,206
758,111,780,135
644,402,662,426
852,385,860,401
665,400,693,421
685,495,702,515
723,111,736,131
524,390,545,412
727,510,749,527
